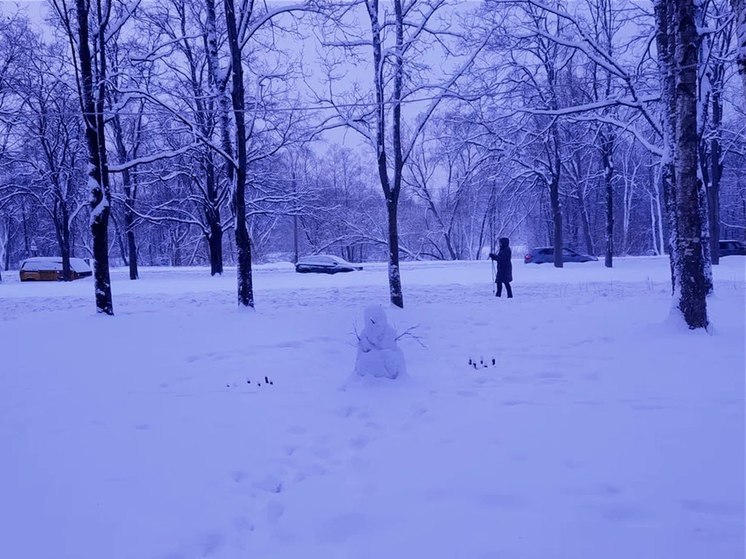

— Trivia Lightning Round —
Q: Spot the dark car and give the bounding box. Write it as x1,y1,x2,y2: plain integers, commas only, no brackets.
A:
718,240,746,257
524,247,598,264
295,255,363,274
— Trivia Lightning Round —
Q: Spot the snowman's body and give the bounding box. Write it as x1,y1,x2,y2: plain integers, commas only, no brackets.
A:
355,305,406,380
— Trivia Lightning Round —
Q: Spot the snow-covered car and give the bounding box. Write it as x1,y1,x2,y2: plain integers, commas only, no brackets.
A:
524,247,598,264
19,257,92,281
718,240,746,257
295,255,363,274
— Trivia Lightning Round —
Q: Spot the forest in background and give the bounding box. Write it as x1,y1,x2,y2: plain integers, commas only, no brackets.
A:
0,0,744,322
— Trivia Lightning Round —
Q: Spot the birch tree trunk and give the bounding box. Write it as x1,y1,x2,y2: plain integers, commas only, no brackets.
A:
673,0,709,328
205,0,234,278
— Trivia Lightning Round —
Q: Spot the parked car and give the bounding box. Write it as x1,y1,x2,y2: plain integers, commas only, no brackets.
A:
295,255,363,274
524,247,598,264
718,239,746,257
19,257,92,281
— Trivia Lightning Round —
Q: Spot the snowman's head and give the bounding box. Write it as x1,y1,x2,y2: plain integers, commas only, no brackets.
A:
364,304,388,328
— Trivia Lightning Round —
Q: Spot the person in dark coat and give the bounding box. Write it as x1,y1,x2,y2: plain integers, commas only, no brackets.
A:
489,237,513,298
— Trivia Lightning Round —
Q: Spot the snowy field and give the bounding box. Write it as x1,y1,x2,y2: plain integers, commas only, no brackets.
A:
1,257,744,559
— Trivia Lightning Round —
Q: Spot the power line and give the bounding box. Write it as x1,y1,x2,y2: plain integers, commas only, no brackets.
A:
0,92,489,119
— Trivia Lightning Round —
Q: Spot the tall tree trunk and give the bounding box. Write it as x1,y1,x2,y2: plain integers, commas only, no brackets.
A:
733,0,746,98
2,217,10,272
694,0,714,289
387,0,405,307
59,206,72,281
117,143,139,280
547,66,563,268
205,159,223,275
549,173,563,268
76,0,113,314
673,0,709,329
22,202,30,256
292,168,299,264
224,0,254,307
601,132,614,267
577,189,595,256
655,0,679,293
205,0,233,280
208,223,223,275
367,0,404,307
708,88,722,265
126,219,138,279
0,222,4,283
112,213,128,265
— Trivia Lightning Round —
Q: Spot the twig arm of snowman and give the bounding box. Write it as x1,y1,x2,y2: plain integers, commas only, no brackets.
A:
395,324,426,348
353,322,375,352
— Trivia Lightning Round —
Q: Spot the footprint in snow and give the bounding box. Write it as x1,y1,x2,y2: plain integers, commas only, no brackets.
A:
475,492,527,510
232,516,255,533
316,512,367,544
600,503,645,522
410,405,428,417
197,532,224,557
230,470,247,483
266,500,285,524
252,474,283,494
563,484,621,498
682,499,743,517
349,434,371,449
337,405,358,418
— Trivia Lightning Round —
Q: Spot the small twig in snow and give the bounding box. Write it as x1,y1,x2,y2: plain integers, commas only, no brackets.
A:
395,324,427,348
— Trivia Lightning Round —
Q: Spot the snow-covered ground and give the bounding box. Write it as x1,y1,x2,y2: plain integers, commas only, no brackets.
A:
1,257,744,559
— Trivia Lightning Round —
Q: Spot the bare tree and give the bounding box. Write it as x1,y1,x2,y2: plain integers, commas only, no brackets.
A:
697,0,734,266
733,0,746,97
107,27,152,280
5,43,88,281
655,0,709,329
319,0,489,306
51,0,139,314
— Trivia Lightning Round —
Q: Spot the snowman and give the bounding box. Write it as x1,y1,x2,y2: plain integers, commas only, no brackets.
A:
354,305,406,380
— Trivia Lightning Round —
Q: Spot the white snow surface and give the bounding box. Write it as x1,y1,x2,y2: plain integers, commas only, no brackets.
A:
1,257,744,559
